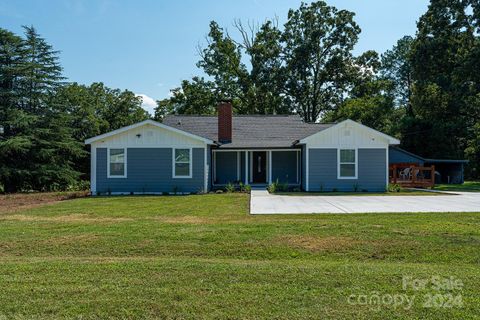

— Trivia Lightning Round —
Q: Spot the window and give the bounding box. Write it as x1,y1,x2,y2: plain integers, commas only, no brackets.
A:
173,148,191,178
108,148,126,178
338,149,357,179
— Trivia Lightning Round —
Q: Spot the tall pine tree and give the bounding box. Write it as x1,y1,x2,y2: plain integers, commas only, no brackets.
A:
0,27,84,192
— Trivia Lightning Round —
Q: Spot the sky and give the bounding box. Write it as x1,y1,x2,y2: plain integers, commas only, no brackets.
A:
1,0,430,115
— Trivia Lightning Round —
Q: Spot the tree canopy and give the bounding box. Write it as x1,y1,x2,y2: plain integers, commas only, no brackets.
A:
156,1,362,122
1,0,480,192
0,27,148,192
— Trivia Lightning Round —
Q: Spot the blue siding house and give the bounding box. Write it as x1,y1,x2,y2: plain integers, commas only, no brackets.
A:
85,101,401,194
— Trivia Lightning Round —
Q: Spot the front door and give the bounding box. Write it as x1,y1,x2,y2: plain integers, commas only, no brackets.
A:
252,151,267,183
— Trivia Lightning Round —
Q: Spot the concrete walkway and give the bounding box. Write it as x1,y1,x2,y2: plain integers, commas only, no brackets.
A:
250,190,480,214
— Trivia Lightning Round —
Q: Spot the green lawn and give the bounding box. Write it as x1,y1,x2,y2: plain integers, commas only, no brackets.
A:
0,194,479,319
434,181,480,192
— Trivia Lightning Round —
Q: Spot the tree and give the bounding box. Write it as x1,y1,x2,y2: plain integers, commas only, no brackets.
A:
281,1,361,122
0,28,32,192
52,82,150,178
0,26,84,192
324,50,400,135
197,21,249,112
99,87,149,131
380,36,414,112
404,0,479,167
235,19,288,114
160,19,288,116
154,77,217,118
160,1,362,121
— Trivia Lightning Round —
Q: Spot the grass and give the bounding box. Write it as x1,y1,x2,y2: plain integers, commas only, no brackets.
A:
0,194,479,319
434,181,480,192
274,189,445,196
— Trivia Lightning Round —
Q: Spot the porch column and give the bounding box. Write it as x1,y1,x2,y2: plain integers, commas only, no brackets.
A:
268,151,272,184
244,151,248,185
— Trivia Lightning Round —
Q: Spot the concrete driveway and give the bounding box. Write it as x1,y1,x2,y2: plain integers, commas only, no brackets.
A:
250,190,480,214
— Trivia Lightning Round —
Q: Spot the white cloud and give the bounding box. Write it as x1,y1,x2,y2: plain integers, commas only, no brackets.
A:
136,94,157,116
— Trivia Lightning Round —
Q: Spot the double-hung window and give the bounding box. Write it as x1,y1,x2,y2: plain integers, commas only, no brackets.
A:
108,148,126,178
338,149,357,179
173,148,192,178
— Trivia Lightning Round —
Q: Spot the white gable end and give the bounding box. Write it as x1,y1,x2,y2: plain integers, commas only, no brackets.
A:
90,123,206,148
300,119,399,148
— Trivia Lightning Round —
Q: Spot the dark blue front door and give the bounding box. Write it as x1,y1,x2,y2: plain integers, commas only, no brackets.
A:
252,151,267,183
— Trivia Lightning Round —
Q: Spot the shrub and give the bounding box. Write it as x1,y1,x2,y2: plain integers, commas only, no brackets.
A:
225,182,235,193
267,180,278,193
268,179,287,193
66,180,90,191
388,183,402,193
332,188,338,192
244,184,251,193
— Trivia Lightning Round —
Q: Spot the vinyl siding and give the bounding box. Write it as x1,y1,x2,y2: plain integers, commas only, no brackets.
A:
96,148,205,194
240,151,246,183
214,151,236,184
271,151,299,184
389,147,424,165
308,148,386,192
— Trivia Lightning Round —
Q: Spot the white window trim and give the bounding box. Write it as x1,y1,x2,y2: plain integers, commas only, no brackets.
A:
172,148,193,179
107,147,127,178
337,148,358,180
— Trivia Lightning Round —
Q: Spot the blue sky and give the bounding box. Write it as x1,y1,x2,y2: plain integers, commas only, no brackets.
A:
1,0,430,114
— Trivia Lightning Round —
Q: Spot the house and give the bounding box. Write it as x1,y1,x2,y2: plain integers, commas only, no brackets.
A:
389,146,468,184
85,101,400,195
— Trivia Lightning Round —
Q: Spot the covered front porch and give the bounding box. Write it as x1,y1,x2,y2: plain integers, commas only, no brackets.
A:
211,149,301,187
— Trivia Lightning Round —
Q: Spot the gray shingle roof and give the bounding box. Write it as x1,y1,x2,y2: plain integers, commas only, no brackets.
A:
162,115,334,148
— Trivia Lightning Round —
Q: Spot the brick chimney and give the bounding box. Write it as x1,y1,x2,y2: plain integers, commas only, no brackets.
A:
218,100,232,143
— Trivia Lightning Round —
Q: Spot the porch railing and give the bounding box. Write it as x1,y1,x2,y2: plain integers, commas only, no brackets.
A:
389,164,435,188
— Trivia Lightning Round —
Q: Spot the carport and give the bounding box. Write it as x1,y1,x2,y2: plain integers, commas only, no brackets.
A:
423,159,468,184
389,146,468,184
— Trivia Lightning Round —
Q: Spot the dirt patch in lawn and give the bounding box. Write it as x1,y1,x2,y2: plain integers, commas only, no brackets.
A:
0,191,89,214
0,213,133,223
278,235,361,252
